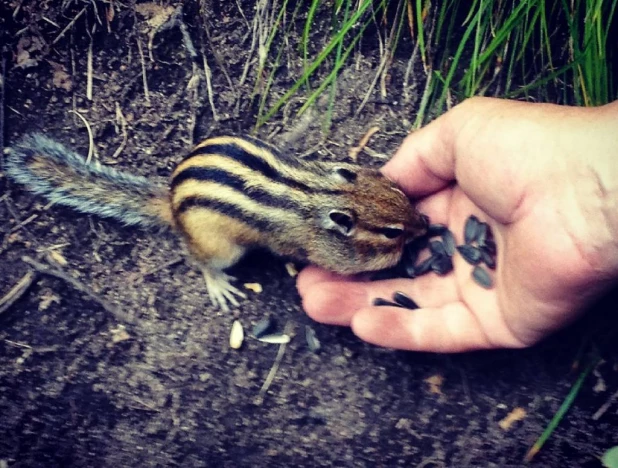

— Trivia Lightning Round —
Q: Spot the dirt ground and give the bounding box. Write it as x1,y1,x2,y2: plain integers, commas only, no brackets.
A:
0,1,617,466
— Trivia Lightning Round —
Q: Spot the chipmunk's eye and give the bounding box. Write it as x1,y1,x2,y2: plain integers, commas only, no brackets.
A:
379,226,404,239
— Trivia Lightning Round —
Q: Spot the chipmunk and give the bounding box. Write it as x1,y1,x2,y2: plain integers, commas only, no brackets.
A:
5,133,428,310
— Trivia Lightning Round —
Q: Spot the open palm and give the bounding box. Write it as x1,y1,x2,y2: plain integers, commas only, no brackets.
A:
298,97,618,352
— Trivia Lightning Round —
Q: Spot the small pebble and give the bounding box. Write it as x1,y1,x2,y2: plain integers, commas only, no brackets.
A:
393,291,419,310
305,326,321,353
472,265,493,289
229,320,244,349
252,316,276,338
441,230,456,256
431,254,453,275
464,215,480,244
457,244,482,265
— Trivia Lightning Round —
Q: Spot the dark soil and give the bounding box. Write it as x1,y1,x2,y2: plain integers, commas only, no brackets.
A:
1,1,616,467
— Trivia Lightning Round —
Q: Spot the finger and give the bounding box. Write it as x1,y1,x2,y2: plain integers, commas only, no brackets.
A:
382,110,459,197
350,302,525,353
296,265,356,294
298,267,460,326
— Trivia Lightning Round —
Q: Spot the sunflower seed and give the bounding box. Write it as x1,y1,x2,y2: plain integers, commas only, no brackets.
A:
257,333,291,344
430,240,446,256
414,256,434,276
393,291,419,309
457,244,482,265
441,230,456,256
404,262,417,278
427,224,448,236
431,254,453,275
305,326,321,353
373,297,402,307
480,249,496,269
464,215,480,244
477,222,488,246
408,235,429,252
404,244,420,266
229,320,244,349
483,238,497,255
472,266,493,289
252,316,276,338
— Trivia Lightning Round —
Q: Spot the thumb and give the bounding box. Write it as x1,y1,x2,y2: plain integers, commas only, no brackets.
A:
382,105,459,197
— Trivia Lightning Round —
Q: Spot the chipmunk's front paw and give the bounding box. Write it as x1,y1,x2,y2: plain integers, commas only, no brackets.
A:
201,267,246,312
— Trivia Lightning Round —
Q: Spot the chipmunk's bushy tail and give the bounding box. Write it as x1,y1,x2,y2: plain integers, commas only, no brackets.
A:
5,133,173,228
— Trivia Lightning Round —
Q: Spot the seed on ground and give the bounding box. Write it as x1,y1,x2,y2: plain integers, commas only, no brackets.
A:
230,320,244,349
393,291,419,309
472,265,493,289
252,316,276,338
305,326,321,353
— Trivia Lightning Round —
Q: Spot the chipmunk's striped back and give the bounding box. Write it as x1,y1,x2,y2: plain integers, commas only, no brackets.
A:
170,136,357,237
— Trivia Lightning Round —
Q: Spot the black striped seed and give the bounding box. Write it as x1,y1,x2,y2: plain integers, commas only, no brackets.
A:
464,215,480,244
427,224,448,236
430,240,446,256
404,244,420,266
480,249,495,269
414,256,434,276
441,230,456,256
373,297,402,307
404,261,417,278
457,245,482,265
431,254,453,275
393,291,419,309
305,326,321,353
472,265,493,288
483,238,497,255
477,222,488,246
252,316,276,338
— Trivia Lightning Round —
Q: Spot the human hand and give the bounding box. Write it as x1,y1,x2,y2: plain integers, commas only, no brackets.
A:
298,97,618,352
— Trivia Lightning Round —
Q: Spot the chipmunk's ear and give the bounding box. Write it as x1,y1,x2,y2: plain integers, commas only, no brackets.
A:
331,166,358,183
321,209,356,236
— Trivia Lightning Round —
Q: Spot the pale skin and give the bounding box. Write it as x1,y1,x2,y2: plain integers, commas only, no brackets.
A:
297,97,618,353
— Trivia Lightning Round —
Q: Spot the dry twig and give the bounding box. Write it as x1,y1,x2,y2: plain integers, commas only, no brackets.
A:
349,126,380,161
0,271,39,315
53,7,87,45
68,110,95,163
22,256,136,324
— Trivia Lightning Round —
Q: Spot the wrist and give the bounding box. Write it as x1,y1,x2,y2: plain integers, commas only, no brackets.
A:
565,101,618,278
